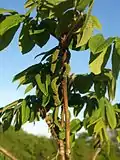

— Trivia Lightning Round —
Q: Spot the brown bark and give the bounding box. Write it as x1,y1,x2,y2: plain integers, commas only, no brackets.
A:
59,106,65,160
0,146,17,160
61,49,70,160
62,78,70,160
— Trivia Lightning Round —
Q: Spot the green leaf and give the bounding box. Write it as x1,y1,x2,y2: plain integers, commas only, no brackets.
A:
76,16,93,47
53,107,62,130
46,74,51,93
89,47,111,75
0,25,19,51
108,77,116,101
14,107,22,131
13,63,42,82
77,0,93,11
21,99,30,124
35,47,57,61
70,119,82,133
73,105,83,117
115,37,120,55
94,81,106,99
29,110,35,122
95,37,115,54
105,99,116,129
70,133,75,148
94,119,104,134
51,49,59,73
31,30,50,47
42,95,50,107
40,19,57,35
112,42,120,80
91,16,102,30
89,34,105,54
73,74,93,93
104,70,116,100
59,130,65,140
19,22,35,54
53,0,74,18
0,14,23,36
24,0,35,8
2,109,13,131
35,74,47,96
51,77,61,106
24,83,34,94
0,8,17,14
55,10,74,37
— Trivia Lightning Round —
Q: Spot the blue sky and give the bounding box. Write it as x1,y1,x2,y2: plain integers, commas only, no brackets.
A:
0,0,120,136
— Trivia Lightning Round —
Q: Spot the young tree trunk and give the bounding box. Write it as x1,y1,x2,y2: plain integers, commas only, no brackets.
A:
61,49,70,160
59,106,65,160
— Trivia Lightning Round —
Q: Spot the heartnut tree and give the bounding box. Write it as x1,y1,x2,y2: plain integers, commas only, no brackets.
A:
0,0,120,160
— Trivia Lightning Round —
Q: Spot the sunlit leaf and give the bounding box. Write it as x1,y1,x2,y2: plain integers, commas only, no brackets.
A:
105,99,116,129
70,119,82,133
35,74,47,96
0,14,23,36
89,34,104,54
19,22,35,54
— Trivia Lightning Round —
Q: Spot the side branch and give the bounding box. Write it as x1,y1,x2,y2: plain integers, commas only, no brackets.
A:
0,146,17,160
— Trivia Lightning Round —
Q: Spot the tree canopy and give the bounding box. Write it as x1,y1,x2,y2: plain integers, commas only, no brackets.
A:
0,0,120,159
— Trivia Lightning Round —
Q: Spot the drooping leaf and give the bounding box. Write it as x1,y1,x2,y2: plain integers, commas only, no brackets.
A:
73,74,93,93
89,34,105,54
0,25,19,51
25,3,37,17
70,133,75,148
94,81,106,99
112,42,120,80
40,19,57,35
35,73,47,96
76,16,93,47
13,63,42,82
94,118,104,134
104,70,116,100
0,8,17,14
89,47,111,75
95,37,115,54
53,0,74,18
45,74,51,93
51,77,61,106
0,14,23,36
53,107,62,130
24,0,35,8
24,83,34,94
55,10,74,37
70,119,82,133
91,16,102,30
21,99,30,124
105,99,116,129
31,29,50,47
51,49,59,73
19,22,35,54
42,95,50,107
77,0,93,11
115,37,120,55
35,47,57,61
2,109,14,131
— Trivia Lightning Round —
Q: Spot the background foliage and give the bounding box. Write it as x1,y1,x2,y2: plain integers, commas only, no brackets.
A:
0,127,120,160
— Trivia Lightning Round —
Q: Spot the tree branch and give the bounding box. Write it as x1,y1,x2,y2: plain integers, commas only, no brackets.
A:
0,146,17,160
